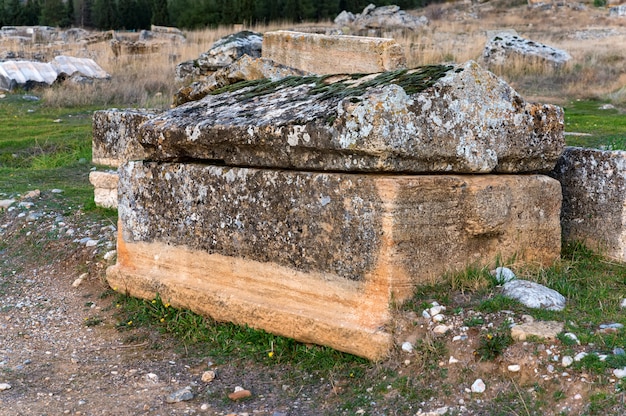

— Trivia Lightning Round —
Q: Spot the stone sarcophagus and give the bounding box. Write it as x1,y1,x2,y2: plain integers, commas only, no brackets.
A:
102,57,564,359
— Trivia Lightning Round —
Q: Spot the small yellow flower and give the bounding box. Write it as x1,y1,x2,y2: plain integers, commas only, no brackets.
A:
165,303,170,308
116,304,121,308
268,351,274,358
350,372,354,378
152,300,157,304
113,287,118,291
487,334,493,340
160,318,165,323
127,320,133,325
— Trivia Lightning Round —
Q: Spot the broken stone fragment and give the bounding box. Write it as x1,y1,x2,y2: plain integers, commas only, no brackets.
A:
175,30,263,83
140,60,564,174
174,55,310,106
107,162,561,359
482,33,571,68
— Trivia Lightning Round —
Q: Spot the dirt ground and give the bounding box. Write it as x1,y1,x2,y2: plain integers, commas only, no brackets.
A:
1,190,624,416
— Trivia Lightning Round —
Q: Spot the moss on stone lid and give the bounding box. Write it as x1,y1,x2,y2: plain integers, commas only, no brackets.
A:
209,64,459,101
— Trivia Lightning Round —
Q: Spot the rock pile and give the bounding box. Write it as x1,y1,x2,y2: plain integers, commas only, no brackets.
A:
334,4,429,35
95,31,565,359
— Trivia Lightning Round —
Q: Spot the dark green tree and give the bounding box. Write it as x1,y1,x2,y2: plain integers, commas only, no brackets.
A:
6,0,25,25
93,0,118,29
77,0,93,27
151,0,169,26
22,0,41,25
65,0,75,26
40,0,67,26
0,0,5,26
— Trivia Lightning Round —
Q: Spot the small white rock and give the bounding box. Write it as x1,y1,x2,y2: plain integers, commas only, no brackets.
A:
574,393,583,400
430,305,444,316
449,356,459,364
562,356,574,368
621,299,626,309
432,314,445,322
72,272,88,288
401,342,414,353
103,250,117,261
145,373,159,383
563,332,580,344
234,386,244,392
471,379,486,393
491,267,516,284
0,383,11,391
432,325,450,335
201,370,216,383
507,364,521,372
574,352,588,362
613,368,626,379
200,403,210,411
422,310,431,319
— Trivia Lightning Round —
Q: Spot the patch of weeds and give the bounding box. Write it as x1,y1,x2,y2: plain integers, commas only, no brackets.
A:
477,294,520,313
557,331,580,347
553,389,565,401
586,392,617,415
463,316,484,327
444,264,493,294
84,316,103,327
475,323,514,361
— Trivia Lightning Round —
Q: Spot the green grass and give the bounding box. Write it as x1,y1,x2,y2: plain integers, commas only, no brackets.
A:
114,293,367,374
563,100,626,150
0,93,99,207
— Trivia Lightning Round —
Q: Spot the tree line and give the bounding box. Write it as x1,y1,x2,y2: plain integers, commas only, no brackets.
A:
0,0,435,30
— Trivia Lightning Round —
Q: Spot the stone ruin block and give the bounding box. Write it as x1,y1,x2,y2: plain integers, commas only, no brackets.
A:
102,59,565,359
262,30,406,75
108,162,561,359
140,61,564,174
92,109,157,167
552,147,626,261
88,171,118,209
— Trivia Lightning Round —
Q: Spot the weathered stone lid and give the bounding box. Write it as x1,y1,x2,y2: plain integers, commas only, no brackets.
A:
139,60,564,173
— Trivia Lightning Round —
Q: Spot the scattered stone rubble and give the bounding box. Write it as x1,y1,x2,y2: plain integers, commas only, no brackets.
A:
482,33,572,67
95,30,566,359
334,4,429,35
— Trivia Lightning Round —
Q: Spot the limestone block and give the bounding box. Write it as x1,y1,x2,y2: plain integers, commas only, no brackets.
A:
89,171,119,209
107,162,561,359
482,34,571,67
262,31,406,75
552,147,626,261
92,109,157,167
140,61,564,174
511,321,564,341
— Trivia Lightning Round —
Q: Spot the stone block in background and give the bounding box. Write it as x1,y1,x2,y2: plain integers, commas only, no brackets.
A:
552,146,626,261
92,109,157,167
262,30,406,75
107,162,562,359
89,171,119,209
